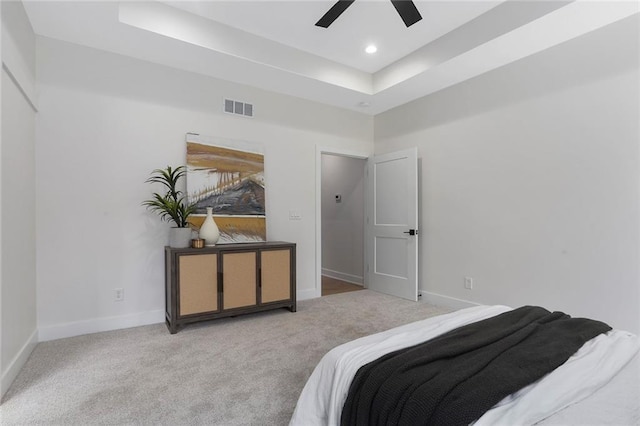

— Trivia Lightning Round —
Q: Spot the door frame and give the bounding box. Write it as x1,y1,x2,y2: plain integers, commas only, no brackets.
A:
315,145,370,298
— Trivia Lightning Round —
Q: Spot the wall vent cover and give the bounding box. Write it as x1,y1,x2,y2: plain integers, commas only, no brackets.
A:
224,98,254,118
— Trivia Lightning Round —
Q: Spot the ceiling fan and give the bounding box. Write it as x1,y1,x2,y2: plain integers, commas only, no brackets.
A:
316,0,423,28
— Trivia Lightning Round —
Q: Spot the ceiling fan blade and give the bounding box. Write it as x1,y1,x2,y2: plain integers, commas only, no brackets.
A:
315,0,356,28
390,0,422,27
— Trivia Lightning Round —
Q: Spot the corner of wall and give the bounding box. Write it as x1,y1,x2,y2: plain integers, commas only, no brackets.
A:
0,0,3,399
1,0,37,110
0,329,37,399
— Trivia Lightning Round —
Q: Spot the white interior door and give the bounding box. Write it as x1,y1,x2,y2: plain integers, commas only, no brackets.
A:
365,148,418,301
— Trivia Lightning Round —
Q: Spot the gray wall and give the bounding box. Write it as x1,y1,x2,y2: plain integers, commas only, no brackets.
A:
321,154,365,284
1,0,38,396
375,16,639,333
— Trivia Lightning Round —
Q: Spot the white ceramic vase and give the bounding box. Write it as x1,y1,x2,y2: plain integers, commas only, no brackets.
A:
199,207,220,246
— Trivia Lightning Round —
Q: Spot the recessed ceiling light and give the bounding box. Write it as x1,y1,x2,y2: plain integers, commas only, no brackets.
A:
365,44,377,54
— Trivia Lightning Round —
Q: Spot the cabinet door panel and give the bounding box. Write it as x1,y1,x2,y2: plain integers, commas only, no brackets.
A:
261,249,291,303
179,254,218,316
223,252,257,309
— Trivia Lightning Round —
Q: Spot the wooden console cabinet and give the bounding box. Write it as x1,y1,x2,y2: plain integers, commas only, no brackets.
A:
165,242,296,333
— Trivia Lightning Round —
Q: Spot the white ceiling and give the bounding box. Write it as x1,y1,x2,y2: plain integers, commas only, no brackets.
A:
163,0,503,74
22,1,640,115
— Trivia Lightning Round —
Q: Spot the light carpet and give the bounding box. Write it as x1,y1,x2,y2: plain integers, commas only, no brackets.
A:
1,290,451,425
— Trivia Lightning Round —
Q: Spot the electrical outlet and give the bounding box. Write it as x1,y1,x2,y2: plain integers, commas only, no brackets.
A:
114,288,124,301
464,277,473,290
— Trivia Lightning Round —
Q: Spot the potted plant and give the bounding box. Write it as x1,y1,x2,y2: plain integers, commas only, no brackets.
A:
142,165,196,248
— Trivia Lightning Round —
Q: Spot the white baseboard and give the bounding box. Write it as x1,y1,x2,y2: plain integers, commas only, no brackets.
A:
419,291,480,310
297,288,319,301
321,269,363,286
1,328,38,399
38,310,165,342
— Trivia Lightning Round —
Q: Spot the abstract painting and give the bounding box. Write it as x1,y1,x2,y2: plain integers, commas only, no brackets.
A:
186,134,266,243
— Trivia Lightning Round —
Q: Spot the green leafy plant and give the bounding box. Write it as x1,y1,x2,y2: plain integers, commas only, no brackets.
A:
142,166,196,228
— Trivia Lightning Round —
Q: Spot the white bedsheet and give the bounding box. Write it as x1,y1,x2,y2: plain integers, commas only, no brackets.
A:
290,305,639,426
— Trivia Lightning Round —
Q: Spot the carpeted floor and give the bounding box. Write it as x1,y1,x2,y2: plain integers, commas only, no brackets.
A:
0,290,452,425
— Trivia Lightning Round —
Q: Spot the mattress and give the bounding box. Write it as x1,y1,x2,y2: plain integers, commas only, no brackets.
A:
290,305,639,426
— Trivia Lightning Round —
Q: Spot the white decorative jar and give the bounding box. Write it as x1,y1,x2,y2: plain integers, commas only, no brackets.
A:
199,207,220,246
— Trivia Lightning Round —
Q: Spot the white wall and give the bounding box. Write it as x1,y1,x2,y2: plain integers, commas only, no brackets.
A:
321,154,365,284
1,0,38,397
375,16,640,333
1,0,4,398
36,37,373,340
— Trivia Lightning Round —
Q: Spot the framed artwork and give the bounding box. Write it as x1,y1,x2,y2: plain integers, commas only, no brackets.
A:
186,134,266,243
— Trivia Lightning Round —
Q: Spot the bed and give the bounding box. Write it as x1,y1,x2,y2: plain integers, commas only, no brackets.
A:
290,305,639,425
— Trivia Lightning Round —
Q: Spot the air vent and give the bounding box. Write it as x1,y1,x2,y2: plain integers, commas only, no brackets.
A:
223,98,254,118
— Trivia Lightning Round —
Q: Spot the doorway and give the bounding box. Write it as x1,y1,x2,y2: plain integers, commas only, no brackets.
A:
315,147,369,298
315,147,419,300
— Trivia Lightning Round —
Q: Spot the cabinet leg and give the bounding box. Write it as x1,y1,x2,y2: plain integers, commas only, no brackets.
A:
289,304,297,313
166,320,178,334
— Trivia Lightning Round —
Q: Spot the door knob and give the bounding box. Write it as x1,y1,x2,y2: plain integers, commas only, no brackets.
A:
403,229,417,236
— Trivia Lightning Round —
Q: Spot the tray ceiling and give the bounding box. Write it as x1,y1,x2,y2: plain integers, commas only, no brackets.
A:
22,1,639,115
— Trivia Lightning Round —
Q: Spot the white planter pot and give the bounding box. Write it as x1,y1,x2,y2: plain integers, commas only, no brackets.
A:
169,227,192,248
